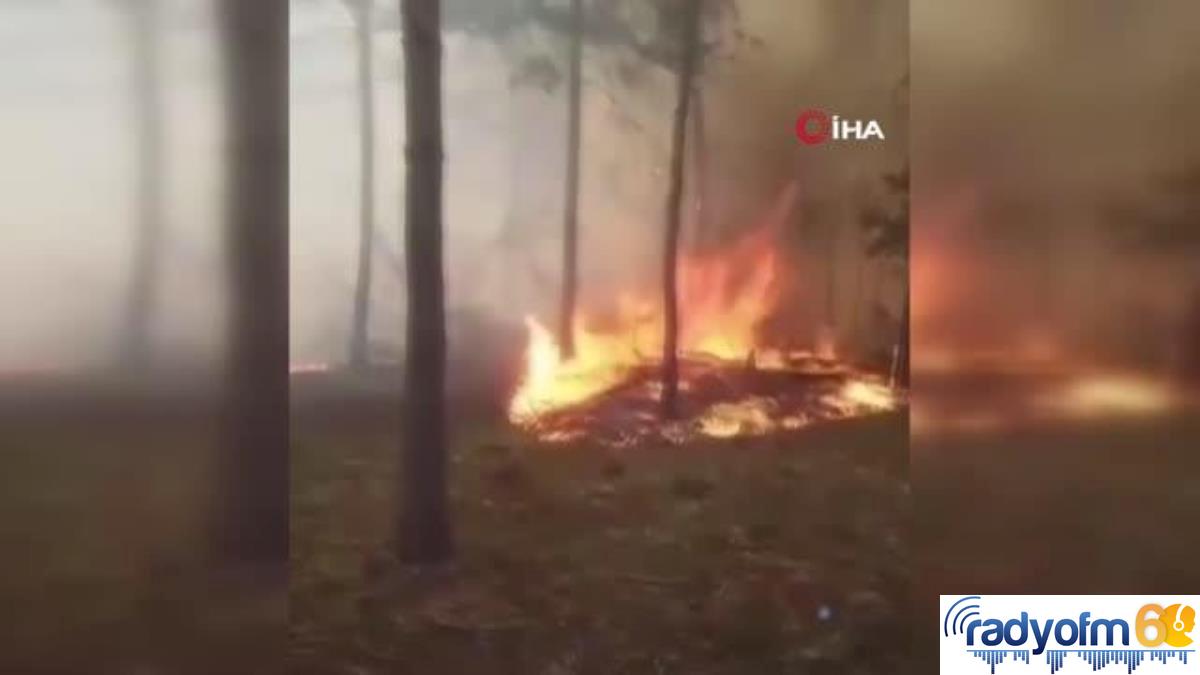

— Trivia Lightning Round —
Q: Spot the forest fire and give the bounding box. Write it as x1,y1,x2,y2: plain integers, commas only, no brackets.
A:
509,318,900,446
508,229,789,426
508,195,902,446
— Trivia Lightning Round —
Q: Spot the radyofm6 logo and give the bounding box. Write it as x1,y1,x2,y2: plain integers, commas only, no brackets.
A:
940,595,1198,674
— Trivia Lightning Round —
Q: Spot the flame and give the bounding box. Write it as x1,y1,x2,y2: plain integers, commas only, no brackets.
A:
678,225,785,361
510,185,800,426
834,380,898,412
509,314,646,423
507,183,903,442
698,397,778,438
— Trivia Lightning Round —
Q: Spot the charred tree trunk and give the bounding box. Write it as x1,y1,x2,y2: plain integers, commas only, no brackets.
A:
349,1,376,370
558,0,583,360
850,239,867,353
821,217,838,356
213,0,289,565
399,0,453,563
896,290,910,387
120,0,164,367
690,84,708,247
661,0,702,420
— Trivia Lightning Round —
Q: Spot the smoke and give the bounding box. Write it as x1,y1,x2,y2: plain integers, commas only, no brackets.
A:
288,0,909,366
0,0,910,370
0,0,225,372
911,0,1200,371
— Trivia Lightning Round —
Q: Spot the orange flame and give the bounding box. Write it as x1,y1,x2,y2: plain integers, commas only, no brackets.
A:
509,313,647,423
509,185,811,425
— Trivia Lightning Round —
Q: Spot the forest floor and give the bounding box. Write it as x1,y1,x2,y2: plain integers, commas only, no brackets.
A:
0,387,285,674
7,373,1193,673
289,410,912,675
911,401,1200,668
916,411,1200,585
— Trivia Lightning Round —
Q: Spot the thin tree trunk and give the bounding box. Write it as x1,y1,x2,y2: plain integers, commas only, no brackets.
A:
850,249,867,354
825,219,837,331
399,0,453,563
661,0,702,420
558,0,583,359
349,3,376,370
121,0,164,367
897,289,910,387
214,0,289,565
690,84,708,248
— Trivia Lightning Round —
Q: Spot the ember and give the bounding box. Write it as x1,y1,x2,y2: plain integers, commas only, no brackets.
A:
511,356,899,446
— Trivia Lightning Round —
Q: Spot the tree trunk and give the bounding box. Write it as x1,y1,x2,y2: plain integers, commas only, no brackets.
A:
399,0,453,563
120,0,164,367
690,84,708,248
850,247,869,356
349,3,376,370
661,0,702,420
214,0,289,566
824,217,838,340
897,289,910,387
558,0,583,359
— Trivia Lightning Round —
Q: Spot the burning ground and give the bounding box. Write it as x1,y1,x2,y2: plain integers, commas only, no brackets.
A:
512,351,899,447
506,186,904,449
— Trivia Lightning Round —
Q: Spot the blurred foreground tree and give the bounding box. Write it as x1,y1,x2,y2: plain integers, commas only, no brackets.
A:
345,0,377,370
214,0,289,564
399,0,453,563
118,0,165,367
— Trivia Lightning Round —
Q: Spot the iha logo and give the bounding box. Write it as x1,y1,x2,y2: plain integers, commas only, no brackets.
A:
940,596,1198,674
794,108,885,145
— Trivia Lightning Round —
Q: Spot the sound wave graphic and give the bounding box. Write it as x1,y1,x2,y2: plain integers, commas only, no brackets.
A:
971,649,1031,673
946,596,983,637
1045,649,1192,674
970,649,1194,673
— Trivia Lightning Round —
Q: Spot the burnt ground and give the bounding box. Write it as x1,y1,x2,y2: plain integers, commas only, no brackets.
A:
12,370,1193,673
0,372,908,674
289,382,912,675
912,371,1200,669
0,375,285,674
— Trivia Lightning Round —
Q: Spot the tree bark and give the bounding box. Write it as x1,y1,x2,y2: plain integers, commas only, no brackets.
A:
121,0,164,367
824,217,838,342
349,2,376,370
897,289,910,387
850,246,868,352
558,0,583,360
399,0,453,563
690,84,708,248
214,0,289,566
661,0,702,420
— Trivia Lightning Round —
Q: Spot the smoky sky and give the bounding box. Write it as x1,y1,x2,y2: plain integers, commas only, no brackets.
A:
289,0,909,364
911,0,1200,366
1,0,908,369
